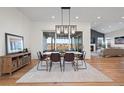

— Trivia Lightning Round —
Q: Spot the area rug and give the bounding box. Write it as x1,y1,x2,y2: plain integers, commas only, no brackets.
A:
16,61,113,83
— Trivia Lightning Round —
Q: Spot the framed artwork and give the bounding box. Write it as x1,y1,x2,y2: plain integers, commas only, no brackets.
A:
115,36,124,44
5,33,24,55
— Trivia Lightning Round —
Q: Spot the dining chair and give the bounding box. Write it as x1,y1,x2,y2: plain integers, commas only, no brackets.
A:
37,51,48,71
49,53,62,72
63,53,76,71
76,51,87,70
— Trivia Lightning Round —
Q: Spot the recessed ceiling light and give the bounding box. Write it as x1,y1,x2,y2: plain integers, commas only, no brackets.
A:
119,22,123,24
75,16,79,19
108,25,111,28
121,16,124,19
51,16,55,19
97,16,101,19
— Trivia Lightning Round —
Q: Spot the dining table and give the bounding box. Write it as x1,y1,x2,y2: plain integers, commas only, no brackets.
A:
43,51,60,56
43,51,82,57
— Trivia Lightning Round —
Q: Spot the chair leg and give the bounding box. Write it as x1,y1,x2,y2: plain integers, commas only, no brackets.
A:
76,60,79,71
77,60,87,70
60,61,62,72
49,61,52,72
63,61,65,72
37,60,41,70
46,60,48,71
72,61,76,71
83,60,87,69
37,59,49,71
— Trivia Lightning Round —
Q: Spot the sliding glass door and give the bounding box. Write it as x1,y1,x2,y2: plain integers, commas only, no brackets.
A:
43,32,55,51
70,31,83,51
56,34,69,52
43,31,83,52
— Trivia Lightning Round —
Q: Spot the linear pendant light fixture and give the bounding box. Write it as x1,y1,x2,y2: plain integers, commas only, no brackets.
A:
55,7,77,35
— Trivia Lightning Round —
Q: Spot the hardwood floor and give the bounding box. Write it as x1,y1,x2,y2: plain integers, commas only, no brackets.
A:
0,56,124,86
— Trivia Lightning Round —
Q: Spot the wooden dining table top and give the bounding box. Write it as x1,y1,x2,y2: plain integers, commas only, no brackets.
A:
43,51,82,55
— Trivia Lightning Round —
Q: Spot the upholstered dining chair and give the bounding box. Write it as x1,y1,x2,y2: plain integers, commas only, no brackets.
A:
49,53,62,72
76,51,87,70
37,51,48,71
63,53,76,71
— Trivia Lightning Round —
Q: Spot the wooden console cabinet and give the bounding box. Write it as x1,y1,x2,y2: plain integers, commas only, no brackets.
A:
0,52,31,76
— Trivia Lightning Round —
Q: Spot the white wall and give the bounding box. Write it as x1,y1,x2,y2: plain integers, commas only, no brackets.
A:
0,8,91,59
0,8,31,56
30,22,91,59
105,29,124,48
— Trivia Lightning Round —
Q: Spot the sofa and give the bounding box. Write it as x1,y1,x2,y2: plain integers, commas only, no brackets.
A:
100,48,124,57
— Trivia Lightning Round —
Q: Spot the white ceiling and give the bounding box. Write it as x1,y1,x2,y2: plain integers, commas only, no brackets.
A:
17,7,124,34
